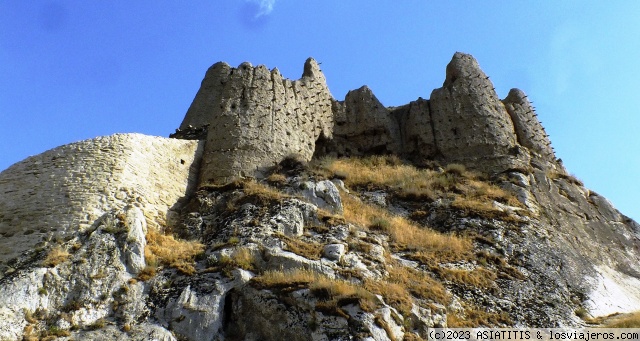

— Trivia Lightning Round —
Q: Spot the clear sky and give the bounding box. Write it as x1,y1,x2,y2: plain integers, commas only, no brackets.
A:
1,1,639,221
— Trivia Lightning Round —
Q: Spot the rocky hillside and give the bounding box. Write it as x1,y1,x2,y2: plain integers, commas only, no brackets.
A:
1,53,639,340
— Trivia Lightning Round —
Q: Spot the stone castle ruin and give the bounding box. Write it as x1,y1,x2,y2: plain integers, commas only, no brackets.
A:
176,52,559,185
0,52,565,265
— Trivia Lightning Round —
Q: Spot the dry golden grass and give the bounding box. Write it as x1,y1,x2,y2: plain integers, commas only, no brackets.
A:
266,173,288,186
145,229,204,275
278,234,323,260
447,306,511,327
230,247,258,271
341,193,472,263
432,267,496,288
320,157,523,221
323,156,433,192
252,268,378,313
366,262,450,316
546,170,584,186
210,247,260,277
386,265,449,305
365,279,413,316
243,180,289,202
136,265,157,281
42,246,70,267
602,312,640,327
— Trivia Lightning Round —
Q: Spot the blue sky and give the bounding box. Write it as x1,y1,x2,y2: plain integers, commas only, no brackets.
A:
1,1,639,221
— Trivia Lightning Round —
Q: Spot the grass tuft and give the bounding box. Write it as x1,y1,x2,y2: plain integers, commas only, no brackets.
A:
145,229,204,275
42,246,70,267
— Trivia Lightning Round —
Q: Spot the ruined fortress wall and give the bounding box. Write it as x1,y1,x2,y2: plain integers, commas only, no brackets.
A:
0,134,202,263
178,52,557,184
181,58,333,184
428,53,528,171
503,88,555,160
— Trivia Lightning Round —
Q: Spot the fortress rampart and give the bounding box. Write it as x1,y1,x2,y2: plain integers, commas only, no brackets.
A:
0,134,202,263
179,52,557,184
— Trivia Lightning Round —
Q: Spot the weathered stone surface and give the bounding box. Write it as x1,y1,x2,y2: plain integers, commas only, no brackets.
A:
392,97,439,161
123,206,148,274
300,179,343,214
503,88,555,160
322,243,346,261
331,86,402,156
0,133,203,266
429,52,528,172
181,58,334,184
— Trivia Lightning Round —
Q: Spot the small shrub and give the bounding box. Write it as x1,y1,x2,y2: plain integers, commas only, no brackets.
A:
43,325,71,337
87,318,106,331
231,247,259,271
369,217,391,231
546,170,584,186
42,246,70,267
137,265,156,282
242,180,289,204
575,307,589,319
24,309,37,324
444,163,466,176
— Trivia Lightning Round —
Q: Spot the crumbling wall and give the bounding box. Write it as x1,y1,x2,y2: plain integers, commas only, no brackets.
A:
428,52,530,172
503,88,555,160
180,58,334,184
0,134,202,263
179,52,559,184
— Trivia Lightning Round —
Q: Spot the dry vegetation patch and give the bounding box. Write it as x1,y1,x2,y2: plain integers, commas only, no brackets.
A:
601,311,640,327
42,246,71,267
278,233,323,260
252,269,379,314
447,305,511,327
145,229,204,275
341,192,472,263
319,156,523,220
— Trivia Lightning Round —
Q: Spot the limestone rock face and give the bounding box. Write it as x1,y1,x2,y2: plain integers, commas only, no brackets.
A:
180,58,334,184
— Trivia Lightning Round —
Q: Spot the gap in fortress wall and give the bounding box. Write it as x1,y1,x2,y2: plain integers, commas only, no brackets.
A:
177,52,562,186
0,134,203,264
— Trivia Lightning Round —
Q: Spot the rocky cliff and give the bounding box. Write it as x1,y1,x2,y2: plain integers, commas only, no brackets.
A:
1,53,639,340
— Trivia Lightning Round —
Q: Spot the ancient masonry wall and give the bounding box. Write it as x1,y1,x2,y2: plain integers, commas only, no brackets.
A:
180,58,334,184
179,53,556,183
0,134,203,263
